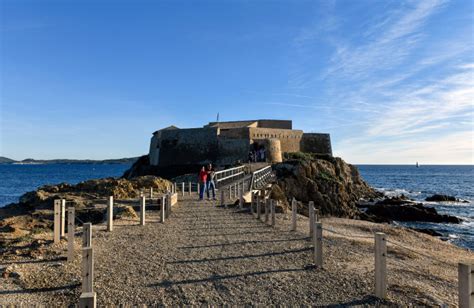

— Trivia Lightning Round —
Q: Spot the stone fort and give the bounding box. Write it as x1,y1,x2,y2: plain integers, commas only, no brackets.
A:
149,119,332,169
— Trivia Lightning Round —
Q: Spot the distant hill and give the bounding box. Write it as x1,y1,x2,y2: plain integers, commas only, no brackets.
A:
0,156,140,165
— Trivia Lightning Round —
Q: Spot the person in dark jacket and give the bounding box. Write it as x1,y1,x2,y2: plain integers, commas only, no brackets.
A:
206,163,216,200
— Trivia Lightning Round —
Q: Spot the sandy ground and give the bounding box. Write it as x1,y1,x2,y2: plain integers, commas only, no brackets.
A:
1,193,472,306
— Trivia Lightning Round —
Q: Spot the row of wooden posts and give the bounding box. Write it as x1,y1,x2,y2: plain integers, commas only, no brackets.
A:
244,193,473,306
53,191,177,307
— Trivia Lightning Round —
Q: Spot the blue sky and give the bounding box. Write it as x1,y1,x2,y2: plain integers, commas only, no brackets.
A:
1,0,473,164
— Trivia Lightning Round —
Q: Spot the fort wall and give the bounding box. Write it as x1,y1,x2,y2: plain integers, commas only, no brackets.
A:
301,133,332,155
249,127,303,153
158,128,219,167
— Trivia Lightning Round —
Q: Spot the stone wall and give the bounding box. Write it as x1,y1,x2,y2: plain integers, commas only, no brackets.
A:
301,133,332,155
249,127,303,153
216,138,250,165
158,128,219,167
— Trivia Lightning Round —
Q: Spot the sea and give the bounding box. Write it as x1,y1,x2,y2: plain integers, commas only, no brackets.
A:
0,164,472,250
358,165,473,251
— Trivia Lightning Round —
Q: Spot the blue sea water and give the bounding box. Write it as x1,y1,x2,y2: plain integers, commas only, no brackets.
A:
0,164,131,206
0,163,472,250
357,165,474,250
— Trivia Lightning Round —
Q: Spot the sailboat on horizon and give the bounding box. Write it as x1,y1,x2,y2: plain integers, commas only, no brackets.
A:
416,162,419,168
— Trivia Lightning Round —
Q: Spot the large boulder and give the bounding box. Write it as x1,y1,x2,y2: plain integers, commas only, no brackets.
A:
425,194,465,202
272,153,381,218
364,199,461,223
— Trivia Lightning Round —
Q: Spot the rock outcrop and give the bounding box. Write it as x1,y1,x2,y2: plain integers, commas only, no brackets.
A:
271,153,381,218
361,197,461,223
425,194,468,203
18,176,171,210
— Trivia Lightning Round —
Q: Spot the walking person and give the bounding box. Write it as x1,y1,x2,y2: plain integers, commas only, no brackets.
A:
198,166,207,201
206,163,217,200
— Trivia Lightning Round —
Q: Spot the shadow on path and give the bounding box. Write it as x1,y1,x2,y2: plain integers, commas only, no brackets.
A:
169,247,312,264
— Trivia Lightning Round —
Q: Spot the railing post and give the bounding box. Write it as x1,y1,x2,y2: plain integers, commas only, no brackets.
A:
458,263,473,308
174,182,177,194
82,223,92,247
107,196,113,232
314,222,323,267
220,189,225,207
149,187,153,198
188,182,192,195
197,182,200,197
79,246,96,307
250,191,255,215
309,201,315,239
291,198,297,231
375,232,387,299
60,199,66,238
140,196,146,226
67,207,75,262
182,182,185,197
234,182,237,199
166,193,171,217
54,199,61,244
256,196,261,219
228,186,231,204
161,195,166,223
271,200,276,226
265,199,269,223
239,187,243,209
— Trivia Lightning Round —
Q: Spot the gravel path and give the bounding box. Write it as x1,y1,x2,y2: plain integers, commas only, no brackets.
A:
1,192,468,306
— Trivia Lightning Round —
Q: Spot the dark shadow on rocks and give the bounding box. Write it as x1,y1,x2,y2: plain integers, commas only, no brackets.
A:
0,256,66,266
323,295,387,307
148,267,310,287
168,247,312,264
178,237,308,249
0,283,80,295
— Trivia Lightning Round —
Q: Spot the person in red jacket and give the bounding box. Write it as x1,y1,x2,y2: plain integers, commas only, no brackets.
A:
198,166,207,200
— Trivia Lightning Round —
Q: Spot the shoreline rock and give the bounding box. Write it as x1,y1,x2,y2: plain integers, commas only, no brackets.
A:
360,196,461,224
425,194,469,203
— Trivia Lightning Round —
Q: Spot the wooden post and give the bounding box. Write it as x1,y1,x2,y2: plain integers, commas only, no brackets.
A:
314,222,323,267
107,196,113,232
265,199,269,223
82,223,92,247
271,200,276,226
174,182,177,194
161,195,166,223
197,182,200,196
458,263,473,308
182,182,185,196
67,207,75,262
188,182,192,195
251,191,255,215
220,189,225,207
79,246,96,307
140,196,146,226
60,199,66,238
309,201,315,239
150,187,153,198
256,196,261,219
79,292,96,308
241,179,245,192
291,198,297,231
82,247,94,292
228,186,232,202
239,187,243,209
375,232,387,299
234,182,237,199
166,193,171,218
54,200,61,244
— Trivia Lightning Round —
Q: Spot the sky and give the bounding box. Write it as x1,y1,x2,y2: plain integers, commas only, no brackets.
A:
0,0,473,164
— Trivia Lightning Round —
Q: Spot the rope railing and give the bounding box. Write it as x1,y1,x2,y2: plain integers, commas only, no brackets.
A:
52,190,180,307
240,195,471,306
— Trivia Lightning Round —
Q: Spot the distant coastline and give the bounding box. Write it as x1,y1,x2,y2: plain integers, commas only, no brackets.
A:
0,156,140,165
